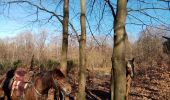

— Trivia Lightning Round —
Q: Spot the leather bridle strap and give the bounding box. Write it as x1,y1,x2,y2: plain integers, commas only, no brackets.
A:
33,86,42,96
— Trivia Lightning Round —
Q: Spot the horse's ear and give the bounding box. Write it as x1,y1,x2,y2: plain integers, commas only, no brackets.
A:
61,69,66,77
132,58,134,62
55,67,66,77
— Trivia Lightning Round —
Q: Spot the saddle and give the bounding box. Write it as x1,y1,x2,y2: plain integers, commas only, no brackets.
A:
11,68,33,97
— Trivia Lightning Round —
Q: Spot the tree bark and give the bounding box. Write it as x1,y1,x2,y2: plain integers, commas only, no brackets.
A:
111,0,127,100
60,0,69,75
78,0,87,99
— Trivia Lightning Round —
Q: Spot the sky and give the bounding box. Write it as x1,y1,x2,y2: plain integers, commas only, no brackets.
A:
0,0,170,42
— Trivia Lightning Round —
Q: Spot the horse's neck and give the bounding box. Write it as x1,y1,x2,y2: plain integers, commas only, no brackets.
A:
35,76,52,94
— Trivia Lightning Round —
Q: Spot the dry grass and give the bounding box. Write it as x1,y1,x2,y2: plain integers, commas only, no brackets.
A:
87,67,111,74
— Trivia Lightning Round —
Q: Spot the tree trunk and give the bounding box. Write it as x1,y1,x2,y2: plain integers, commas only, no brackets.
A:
60,0,69,75
110,66,114,100
78,0,86,99
111,0,127,100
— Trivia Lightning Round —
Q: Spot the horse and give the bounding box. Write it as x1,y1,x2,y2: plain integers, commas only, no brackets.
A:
23,68,72,100
1,66,72,100
126,58,135,100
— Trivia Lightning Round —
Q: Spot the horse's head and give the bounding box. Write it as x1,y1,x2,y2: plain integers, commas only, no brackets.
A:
52,68,72,95
58,79,72,95
126,58,135,78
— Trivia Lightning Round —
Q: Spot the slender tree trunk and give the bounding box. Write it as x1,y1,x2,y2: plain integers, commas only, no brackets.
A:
78,0,86,99
110,66,114,100
111,0,127,100
61,0,69,75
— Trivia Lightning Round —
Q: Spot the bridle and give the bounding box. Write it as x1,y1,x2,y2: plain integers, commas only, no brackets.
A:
32,76,47,98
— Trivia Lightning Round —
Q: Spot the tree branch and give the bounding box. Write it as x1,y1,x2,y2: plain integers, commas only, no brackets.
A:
7,0,63,24
86,16,101,46
104,0,116,19
69,22,80,42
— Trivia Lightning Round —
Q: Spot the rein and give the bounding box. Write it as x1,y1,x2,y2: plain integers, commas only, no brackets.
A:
33,86,42,96
32,72,53,97
32,75,43,96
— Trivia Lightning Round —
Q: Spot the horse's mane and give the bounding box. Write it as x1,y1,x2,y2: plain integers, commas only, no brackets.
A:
42,71,53,89
52,68,65,78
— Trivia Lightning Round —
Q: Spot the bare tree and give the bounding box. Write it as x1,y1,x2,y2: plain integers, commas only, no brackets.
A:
101,0,170,99
78,0,87,99
111,0,127,99
102,0,129,99
60,0,69,75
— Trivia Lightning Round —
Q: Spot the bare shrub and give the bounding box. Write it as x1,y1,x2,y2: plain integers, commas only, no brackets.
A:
0,31,113,73
133,27,168,67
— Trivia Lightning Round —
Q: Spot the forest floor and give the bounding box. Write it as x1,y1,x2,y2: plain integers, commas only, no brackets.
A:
0,62,169,100
129,63,170,100
76,62,170,100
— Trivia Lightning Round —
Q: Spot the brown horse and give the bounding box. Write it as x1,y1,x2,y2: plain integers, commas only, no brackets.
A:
23,68,72,100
